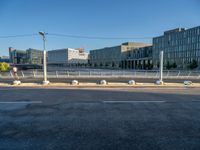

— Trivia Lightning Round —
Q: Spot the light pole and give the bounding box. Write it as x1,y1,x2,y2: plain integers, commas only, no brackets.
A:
39,31,50,85
156,51,164,85
159,51,164,83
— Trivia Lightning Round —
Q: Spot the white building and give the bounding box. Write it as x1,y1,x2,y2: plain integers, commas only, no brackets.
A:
48,48,89,65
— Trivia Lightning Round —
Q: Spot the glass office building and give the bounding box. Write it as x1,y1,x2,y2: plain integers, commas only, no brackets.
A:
26,48,43,65
90,42,149,68
153,26,200,69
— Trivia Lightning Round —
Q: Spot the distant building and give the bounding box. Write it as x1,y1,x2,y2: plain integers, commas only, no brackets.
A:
124,45,153,69
0,56,10,63
153,26,200,69
89,42,150,68
9,47,43,65
26,48,43,64
9,47,27,64
48,48,89,65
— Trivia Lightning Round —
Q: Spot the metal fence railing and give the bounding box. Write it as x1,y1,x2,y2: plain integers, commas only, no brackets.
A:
1,70,200,79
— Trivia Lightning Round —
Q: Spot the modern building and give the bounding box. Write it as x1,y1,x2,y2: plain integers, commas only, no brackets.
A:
89,42,150,68
9,47,27,64
9,47,43,65
26,48,43,64
0,56,10,63
48,48,89,65
123,45,153,69
153,26,200,69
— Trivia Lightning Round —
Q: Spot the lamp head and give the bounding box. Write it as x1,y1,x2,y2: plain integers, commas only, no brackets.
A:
39,31,45,36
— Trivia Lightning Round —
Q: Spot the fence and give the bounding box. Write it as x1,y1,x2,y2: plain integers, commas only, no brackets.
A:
1,70,200,79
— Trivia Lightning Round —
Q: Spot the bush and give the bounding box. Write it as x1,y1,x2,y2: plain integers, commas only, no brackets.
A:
166,61,177,70
0,62,10,72
189,59,198,69
166,61,172,70
172,62,177,68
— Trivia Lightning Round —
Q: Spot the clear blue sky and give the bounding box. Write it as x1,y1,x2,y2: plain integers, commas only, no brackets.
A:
0,0,200,56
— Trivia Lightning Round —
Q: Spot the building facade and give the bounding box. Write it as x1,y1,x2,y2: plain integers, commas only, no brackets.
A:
90,42,150,68
123,46,153,69
26,48,43,64
153,26,200,69
9,47,43,65
48,48,89,65
0,56,10,63
9,47,27,64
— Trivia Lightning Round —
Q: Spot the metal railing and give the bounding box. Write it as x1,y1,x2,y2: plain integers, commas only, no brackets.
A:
1,70,200,79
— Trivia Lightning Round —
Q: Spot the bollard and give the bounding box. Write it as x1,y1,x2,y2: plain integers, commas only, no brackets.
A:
71,80,79,85
183,81,192,86
98,80,107,85
128,80,136,85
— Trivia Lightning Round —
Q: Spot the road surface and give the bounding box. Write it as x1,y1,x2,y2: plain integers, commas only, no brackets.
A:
0,87,200,149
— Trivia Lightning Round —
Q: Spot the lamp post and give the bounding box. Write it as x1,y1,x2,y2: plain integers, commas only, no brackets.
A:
159,51,164,83
156,51,164,85
39,31,50,85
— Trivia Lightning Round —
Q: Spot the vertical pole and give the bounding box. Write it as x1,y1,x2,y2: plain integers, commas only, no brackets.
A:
159,51,164,82
43,37,47,82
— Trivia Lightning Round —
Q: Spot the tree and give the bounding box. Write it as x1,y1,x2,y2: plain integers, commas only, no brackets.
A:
145,62,153,70
172,62,177,68
157,62,160,68
0,62,10,72
189,59,198,69
112,62,115,67
166,61,171,70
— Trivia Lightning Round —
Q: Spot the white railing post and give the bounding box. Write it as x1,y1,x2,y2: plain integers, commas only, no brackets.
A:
177,71,180,78
33,70,35,78
10,71,13,78
167,70,169,77
21,71,24,78
56,71,58,78
187,71,191,79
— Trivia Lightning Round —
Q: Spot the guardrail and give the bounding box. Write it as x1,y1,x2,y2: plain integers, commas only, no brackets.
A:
1,70,200,79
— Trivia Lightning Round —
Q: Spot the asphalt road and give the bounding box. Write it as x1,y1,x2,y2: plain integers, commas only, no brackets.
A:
0,88,200,150
1,77,200,84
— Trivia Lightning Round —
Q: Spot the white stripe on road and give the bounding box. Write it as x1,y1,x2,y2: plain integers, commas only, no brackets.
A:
0,101,42,104
103,100,165,103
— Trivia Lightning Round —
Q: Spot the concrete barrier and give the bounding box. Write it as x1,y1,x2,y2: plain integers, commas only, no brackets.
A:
71,80,79,85
98,80,107,85
128,80,136,85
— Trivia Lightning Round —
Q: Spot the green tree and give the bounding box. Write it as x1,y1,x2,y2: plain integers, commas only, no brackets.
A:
166,61,171,70
189,59,198,69
112,62,115,67
172,62,177,68
0,62,10,72
157,62,160,68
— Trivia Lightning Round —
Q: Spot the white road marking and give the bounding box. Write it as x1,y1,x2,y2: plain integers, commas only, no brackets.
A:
103,100,165,103
0,101,42,104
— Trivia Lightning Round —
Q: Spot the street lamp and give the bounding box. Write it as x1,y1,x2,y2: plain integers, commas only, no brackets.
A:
156,51,164,85
39,31,50,85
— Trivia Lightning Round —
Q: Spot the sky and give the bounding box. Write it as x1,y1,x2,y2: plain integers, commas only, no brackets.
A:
0,0,200,56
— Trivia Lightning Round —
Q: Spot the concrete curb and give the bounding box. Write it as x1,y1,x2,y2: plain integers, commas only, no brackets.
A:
0,82,200,88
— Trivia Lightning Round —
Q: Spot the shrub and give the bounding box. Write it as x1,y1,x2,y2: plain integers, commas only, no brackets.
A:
0,62,10,72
